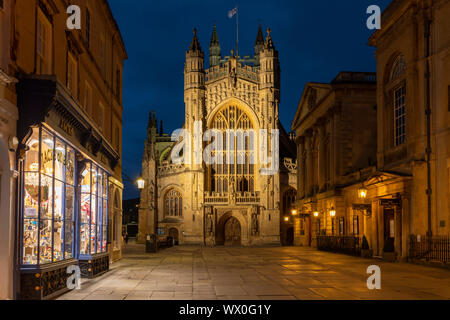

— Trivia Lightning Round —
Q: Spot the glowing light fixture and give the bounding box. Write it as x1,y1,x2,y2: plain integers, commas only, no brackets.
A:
358,186,368,199
313,211,319,217
329,207,336,217
136,177,145,190
291,209,297,216
284,216,289,222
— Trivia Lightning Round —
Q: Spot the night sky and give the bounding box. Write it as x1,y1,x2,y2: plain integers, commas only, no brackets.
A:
107,0,392,200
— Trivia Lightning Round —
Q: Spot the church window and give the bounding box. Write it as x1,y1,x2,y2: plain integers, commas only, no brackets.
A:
164,189,183,217
209,105,255,193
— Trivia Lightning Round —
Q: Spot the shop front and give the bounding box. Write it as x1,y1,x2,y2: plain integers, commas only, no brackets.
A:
17,77,119,299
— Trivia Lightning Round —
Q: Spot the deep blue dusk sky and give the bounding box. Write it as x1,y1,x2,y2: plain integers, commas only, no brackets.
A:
107,0,391,200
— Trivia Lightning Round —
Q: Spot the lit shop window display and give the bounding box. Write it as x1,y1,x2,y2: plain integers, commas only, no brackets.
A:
79,162,109,256
22,127,75,265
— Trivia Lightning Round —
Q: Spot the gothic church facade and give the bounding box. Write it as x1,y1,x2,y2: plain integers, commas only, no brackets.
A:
138,26,297,246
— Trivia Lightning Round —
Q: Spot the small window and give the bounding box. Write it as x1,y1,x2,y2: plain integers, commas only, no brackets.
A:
394,85,406,146
36,11,52,75
0,0,4,10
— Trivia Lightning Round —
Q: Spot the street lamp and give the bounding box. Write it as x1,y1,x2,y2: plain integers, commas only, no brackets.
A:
313,211,319,217
284,216,290,222
329,207,336,217
136,177,145,190
291,209,297,216
358,186,368,199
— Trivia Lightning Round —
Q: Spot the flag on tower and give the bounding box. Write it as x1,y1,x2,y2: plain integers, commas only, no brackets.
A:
228,7,237,19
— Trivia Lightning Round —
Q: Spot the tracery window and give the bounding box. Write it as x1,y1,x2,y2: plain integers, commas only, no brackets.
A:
282,188,296,215
165,189,183,217
208,105,255,193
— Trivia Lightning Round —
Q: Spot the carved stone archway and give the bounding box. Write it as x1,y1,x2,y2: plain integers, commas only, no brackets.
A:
215,211,245,246
224,217,241,246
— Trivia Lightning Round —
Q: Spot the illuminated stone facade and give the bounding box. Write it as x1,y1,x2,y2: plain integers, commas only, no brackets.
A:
138,26,297,246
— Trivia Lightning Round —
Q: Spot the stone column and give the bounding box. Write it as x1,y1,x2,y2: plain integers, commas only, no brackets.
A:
317,122,326,192
377,202,384,256
401,196,410,261
371,200,380,256
305,131,313,197
395,204,402,260
297,137,305,199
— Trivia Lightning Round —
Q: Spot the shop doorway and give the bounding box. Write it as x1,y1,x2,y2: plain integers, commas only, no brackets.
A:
224,217,241,246
168,228,179,245
384,209,395,241
286,227,294,246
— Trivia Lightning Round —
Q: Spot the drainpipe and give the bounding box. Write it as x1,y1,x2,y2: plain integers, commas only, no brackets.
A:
424,17,432,238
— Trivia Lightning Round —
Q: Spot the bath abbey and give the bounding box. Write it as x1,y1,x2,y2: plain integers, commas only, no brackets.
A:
137,26,298,246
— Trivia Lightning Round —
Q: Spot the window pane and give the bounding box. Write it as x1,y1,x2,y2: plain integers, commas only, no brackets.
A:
91,224,96,254
97,196,103,229
54,179,63,220
81,193,90,224
97,224,102,253
103,226,107,252
66,146,75,186
64,221,73,259
41,130,54,176
40,174,53,219
92,166,98,196
65,186,74,222
103,199,108,225
91,196,97,224
54,139,65,181
81,162,91,193
23,219,38,265
39,219,52,264
103,172,108,197
53,219,63,262
80,224,89,255
25,129,40,172
24,173,39,219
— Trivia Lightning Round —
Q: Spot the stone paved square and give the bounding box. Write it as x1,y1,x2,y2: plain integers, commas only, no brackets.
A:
57,243,450,300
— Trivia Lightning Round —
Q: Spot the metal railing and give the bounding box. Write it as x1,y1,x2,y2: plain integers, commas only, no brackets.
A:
316,235,361,256
409,235,450,264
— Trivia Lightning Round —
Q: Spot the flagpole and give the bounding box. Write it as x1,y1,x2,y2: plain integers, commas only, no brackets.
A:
236,6,239,58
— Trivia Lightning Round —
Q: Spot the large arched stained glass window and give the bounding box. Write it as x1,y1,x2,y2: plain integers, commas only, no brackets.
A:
209,105,255,193
165,189,183,217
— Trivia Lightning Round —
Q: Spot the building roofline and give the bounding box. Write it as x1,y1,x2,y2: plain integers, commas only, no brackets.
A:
103,0,128,60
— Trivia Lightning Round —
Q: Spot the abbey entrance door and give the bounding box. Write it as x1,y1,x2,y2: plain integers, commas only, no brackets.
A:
224,217,241,246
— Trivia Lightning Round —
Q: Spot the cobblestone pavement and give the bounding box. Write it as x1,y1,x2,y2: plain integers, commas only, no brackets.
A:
57,242,450,300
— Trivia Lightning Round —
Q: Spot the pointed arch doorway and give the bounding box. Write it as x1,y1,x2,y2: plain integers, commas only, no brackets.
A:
224,216,241,246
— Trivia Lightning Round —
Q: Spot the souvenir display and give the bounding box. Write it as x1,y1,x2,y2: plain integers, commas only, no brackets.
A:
21,128,76,265
79,163,109,256
21,126,109,265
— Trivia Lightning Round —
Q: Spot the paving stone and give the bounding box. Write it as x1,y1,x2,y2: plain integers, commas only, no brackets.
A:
55,243,450,300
